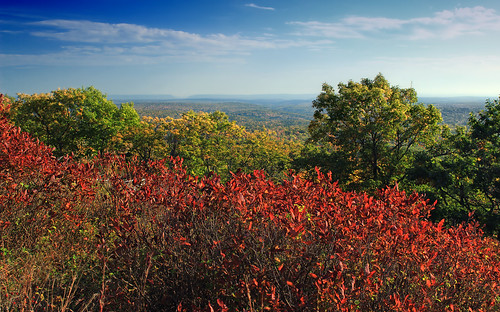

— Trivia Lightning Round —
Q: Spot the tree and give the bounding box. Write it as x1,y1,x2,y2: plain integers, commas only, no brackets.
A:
307,73,442,190
159,111,247,178
405,126,480,225
242,128,301,179
121,111,300,180
467,97,500,235
405,98,500,237
12,87,141,157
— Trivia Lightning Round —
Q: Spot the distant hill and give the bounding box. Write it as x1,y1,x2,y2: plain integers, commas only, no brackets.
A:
124,99,312,135
420,96,487,126
115,95,492,132
420,96,487,107
186,94,316,101
110,94,177,101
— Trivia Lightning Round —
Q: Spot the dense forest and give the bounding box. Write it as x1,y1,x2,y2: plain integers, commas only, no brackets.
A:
1,74,500,310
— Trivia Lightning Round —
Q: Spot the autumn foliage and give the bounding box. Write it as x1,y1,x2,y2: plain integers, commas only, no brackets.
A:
1,93,499,311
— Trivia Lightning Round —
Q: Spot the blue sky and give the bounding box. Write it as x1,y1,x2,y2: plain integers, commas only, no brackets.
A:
1,0,500,98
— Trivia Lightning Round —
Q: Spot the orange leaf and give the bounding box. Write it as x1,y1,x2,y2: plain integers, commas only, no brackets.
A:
217,298,228,309
437,219,445,232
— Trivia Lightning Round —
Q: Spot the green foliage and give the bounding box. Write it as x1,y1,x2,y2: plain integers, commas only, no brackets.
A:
12,87,141,157
121,110,301,180
163,110,246,177
303,74,442,190
464,97,500,235
406,98,500,236
293,142,353,185
405,127,478,223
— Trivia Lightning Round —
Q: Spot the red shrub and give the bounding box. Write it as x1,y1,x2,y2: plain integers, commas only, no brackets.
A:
1,94,499,311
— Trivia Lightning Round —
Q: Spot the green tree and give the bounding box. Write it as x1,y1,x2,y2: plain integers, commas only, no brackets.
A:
118,116,170,163
242,128,301,179
468,97,500,235
12,87,141,157
160,111,246,178
306,73,442,190
406,98,500,237
122,111,300,180
405,126,480,225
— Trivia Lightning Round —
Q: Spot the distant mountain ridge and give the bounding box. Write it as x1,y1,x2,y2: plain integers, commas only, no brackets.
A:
113,94,492,129
110,94,177,101
112,94,492,106
420,96,488,107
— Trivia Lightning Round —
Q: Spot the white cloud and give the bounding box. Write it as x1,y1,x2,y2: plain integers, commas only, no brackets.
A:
7,5,500,69
288,21,363,38
343,16,406,30
0,19,330,66
28,19,314,51
290,6,500,40
31,20,202,43
245,3,275,11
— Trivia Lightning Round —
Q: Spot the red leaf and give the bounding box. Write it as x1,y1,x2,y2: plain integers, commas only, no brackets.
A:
437,219,445,232
426,279,432,288
217,298,228,310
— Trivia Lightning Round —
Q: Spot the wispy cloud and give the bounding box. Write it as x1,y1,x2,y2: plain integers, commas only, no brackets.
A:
245,3,275,11
288,21,363,39
5,6,499,68
0,19,329,66
31,20,199,43
28,19,325,50
290,6,500,40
